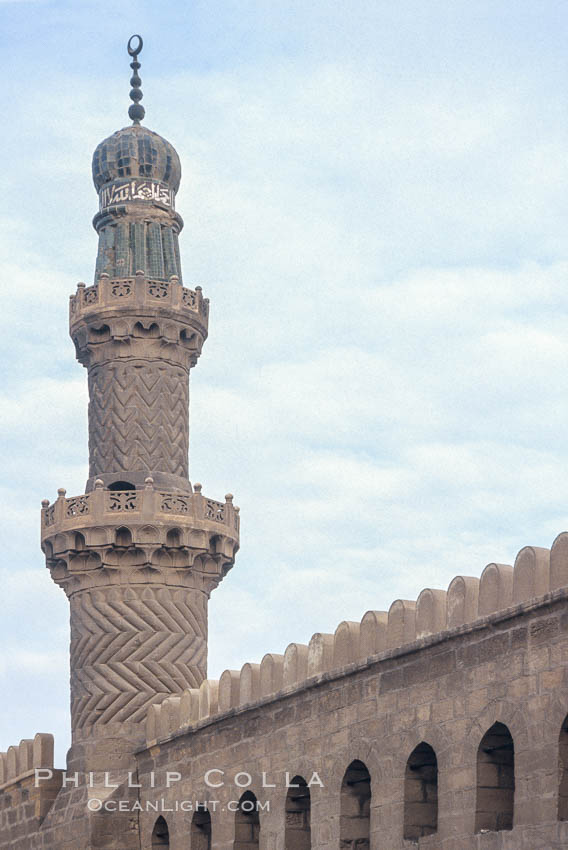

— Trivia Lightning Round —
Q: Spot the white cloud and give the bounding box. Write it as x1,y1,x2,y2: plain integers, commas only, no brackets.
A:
0,649,67,677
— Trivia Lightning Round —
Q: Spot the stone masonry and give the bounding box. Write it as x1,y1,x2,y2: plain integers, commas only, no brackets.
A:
1,35,568,850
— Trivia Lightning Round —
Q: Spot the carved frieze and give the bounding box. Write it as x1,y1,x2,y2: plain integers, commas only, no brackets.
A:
99,178,175,213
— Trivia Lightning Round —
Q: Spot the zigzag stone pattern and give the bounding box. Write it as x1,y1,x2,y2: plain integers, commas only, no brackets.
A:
70,584,207,730
88,360,189,480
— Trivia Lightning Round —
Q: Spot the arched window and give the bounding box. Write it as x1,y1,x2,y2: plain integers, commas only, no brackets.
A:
340,760,371,848
115,526,132,547
559,715,568,820
285,776,311,849
404,742,438,840
151,815,170,848
475,722,514,833
108,480,135,491
191,808,211,850
166,527,182,547
234,790,260,849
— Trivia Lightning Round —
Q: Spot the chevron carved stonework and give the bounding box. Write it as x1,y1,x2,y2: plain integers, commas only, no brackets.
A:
70,585,207,730
88,360,189,480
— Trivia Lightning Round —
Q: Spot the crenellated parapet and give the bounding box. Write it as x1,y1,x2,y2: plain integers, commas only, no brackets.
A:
144,530,568,746
0,734,61,824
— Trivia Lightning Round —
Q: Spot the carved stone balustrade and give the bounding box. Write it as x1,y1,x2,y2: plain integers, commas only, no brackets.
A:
41,480,239,597
69,271,209,370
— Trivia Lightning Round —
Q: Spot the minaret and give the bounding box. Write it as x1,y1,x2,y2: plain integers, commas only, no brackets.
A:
40,36,239,769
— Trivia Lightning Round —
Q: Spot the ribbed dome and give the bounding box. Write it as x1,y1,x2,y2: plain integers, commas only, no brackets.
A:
92,124,181,194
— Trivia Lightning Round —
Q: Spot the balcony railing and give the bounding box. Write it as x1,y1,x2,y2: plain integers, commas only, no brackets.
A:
69,271,209,323
41,480,239,535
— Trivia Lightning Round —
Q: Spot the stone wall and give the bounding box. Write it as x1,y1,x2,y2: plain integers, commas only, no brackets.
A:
135,530,568,849
4,531,568,848
137,585,568,849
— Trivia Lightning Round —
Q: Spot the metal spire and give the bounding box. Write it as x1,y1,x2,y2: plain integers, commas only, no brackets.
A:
127,34,145,125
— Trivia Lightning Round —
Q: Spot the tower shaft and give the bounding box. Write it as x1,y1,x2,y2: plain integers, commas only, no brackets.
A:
87,356,190,484
72,271,206,492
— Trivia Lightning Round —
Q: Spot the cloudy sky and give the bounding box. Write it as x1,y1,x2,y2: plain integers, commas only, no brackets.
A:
1,0,568,765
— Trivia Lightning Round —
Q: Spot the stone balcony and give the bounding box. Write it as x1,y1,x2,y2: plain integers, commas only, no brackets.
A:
69,272,210,370
69,271,209,329
41,479,239,590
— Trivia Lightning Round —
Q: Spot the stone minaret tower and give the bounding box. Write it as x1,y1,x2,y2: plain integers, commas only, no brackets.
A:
40,36,239,773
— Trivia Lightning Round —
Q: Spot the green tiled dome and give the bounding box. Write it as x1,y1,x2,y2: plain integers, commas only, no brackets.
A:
92,124,181,193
